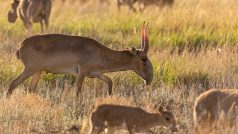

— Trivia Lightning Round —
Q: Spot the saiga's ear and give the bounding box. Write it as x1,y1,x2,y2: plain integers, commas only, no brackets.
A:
130,47,137,55
159,106,164,113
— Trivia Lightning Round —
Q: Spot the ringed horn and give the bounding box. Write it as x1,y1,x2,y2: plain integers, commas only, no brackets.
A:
141,21,149,54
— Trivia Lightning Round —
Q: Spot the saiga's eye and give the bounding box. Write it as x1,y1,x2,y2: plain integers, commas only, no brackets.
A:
141,58,147,62
165,117,170,121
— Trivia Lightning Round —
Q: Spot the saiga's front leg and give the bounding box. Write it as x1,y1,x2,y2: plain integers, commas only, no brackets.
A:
95,74,113,95
75,65,86,97
89,73,113,95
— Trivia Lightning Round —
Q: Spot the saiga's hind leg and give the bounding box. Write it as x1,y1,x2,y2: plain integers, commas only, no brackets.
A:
43,0,51,32
28,71,43,93
7,67,37,96
40,20,44,33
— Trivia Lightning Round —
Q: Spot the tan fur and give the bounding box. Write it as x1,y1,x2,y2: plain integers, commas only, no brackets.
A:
7,24,153,97
90,104,177,134
8,0,51,32
194,89,238,125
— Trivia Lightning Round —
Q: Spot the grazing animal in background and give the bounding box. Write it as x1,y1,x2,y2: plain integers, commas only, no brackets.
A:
8,0,52,32
90,104,177,134
99,0,110,5
116,0,137,12
194,89,238,126
116,0,174,12
138,0,174,11
60,0,110,5
7,22,153,97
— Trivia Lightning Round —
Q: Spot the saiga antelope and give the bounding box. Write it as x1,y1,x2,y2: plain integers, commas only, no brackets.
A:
8,0,51,32
7,22,153,97
194,89,238,126
116,0,174,12
90,104,177,134
116,0,136,12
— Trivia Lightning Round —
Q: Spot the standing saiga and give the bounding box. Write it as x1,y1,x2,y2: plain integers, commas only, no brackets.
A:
7,22,153,97
8,0,51,32
90,104,177,134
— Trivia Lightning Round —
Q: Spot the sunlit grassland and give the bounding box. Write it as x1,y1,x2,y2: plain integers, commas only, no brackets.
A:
1,0,238,133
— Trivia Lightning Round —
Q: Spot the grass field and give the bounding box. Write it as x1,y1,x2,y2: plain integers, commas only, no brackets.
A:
1,0,238,133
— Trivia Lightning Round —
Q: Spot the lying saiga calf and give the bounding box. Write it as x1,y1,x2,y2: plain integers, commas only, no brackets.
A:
90,104,177,134
7,23,153,97
194,89,238,126
8,0,51,32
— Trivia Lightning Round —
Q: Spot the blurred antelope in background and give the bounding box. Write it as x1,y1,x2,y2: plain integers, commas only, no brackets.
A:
59,0,110,5
138,0,174,11
116,0,137,12
116,0,174,12
90,104,177,134
8,0,52,32
194,89,238,126
7,22,153,97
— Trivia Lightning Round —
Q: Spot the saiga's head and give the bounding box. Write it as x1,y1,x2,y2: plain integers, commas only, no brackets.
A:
8,0,19,23
158,106,177,132
130,22,153,85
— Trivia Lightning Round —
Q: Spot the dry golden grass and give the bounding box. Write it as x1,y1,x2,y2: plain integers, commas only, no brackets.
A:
0,92,64,133
193,113,238,134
